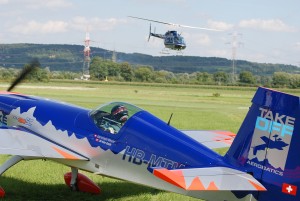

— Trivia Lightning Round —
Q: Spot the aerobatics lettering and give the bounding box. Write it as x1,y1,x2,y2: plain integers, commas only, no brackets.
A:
122,146,185,169
247,160,283,176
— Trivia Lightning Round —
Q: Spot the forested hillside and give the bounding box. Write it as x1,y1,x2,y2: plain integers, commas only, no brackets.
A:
0,43,298,76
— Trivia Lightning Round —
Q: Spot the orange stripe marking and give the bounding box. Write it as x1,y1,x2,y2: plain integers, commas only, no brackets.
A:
248,180,267,191
213,131,236,144
214,131,236,137
188,177,205,190
206,181,219,190
52,147,79,160
153,168,186,189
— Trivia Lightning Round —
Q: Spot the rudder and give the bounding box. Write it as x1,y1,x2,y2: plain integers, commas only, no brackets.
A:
225,87,300,201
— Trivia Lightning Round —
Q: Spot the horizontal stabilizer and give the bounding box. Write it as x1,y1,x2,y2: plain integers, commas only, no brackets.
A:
0,126,88,160
181,130,236,149
152,167,266,191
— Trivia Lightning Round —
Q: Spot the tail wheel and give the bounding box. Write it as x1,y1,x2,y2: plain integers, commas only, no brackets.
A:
64,172,101,194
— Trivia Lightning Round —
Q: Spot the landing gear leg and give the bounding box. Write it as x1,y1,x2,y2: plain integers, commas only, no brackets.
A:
70,167,78,191
0,156,23,176
0,155,24,197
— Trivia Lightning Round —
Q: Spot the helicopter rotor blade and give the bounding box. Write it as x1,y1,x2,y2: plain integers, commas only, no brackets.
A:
176,24,222,31
7,58,41,92
129,16,171,26
128,16,222,32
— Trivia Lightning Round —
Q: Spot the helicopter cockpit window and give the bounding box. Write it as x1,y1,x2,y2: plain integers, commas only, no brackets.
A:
182,37,185,43
177,36,184,44
90,102,142,134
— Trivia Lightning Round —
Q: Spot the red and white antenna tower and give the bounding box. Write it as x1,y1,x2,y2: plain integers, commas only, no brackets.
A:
81,31,91,80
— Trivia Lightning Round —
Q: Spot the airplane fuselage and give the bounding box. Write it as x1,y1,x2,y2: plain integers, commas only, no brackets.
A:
0,92,238,200
2,87,296,201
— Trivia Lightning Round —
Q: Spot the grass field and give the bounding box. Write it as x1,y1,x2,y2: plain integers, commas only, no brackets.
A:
0,81,299,201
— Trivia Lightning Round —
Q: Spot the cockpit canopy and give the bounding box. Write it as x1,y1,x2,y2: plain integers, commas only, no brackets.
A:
90,102,143,134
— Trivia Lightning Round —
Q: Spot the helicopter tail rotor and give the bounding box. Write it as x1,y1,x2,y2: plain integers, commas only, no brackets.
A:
148,23,152,42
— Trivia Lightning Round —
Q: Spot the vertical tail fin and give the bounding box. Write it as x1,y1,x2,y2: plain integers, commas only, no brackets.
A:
225,87,300,201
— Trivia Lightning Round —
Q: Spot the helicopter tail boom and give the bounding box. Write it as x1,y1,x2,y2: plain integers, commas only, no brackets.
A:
148,24,164,40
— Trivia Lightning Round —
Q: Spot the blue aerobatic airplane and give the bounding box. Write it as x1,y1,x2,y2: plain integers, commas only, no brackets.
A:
0,60,299,201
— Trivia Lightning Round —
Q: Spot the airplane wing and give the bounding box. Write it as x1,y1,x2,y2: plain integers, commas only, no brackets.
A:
181,130,236,149
151,167,266,191
0,126,88,160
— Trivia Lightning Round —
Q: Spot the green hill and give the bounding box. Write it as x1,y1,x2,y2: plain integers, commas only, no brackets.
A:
0,43,298,76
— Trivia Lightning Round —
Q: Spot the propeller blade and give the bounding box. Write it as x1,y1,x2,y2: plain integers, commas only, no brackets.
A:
128,16,223,32
7,58,41,92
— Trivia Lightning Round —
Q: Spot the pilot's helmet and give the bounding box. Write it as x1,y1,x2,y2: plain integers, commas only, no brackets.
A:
111,105,129,123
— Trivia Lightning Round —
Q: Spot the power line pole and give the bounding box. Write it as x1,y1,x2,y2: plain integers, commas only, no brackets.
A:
81,31,91,80
227,32,243,83
112,49,117,62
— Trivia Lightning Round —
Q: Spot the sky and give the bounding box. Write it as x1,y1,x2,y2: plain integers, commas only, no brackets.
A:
0,0,299,66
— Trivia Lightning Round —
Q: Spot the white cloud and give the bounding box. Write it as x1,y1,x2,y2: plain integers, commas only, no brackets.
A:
129,0,186,4
239,19,296,32
295,42,300,50
44,0,72,8
194,34,211,46
24,0,73,9
207,20,234,31
0,0,72,9
0,0,8,4
184,32,211,46
10,20,68,34
71,16,127,31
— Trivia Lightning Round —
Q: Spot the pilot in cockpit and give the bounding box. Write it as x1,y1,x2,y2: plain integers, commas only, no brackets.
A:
96,105,129,134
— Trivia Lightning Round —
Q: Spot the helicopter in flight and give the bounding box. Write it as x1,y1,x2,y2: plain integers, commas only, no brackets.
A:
128,16,222,53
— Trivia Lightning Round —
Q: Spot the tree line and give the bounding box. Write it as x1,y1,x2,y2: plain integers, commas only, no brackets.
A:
1,44,299,76
88,56,300,88
0,56,300,88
